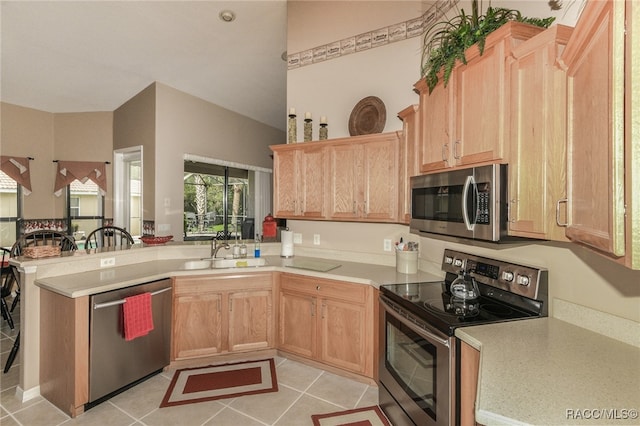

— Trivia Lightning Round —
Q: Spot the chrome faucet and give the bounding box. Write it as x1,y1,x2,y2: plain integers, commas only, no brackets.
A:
212,241,231,259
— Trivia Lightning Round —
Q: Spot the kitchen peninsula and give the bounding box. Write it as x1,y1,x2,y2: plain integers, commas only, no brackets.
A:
15,242,439,417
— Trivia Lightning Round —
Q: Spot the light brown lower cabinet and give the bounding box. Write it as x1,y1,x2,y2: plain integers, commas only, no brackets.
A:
40,288,89,418
172,273,274,360
278,273,377,380
459,340,481,426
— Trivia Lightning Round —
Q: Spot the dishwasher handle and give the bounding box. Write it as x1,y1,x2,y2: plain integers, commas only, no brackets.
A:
93,286,171,310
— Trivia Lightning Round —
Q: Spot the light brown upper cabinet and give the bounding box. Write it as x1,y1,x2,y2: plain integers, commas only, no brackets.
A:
507,25,573,241
272,144,327,219
559,0,639,269
416,22,545,173
271,132,400,223
398,105,420,224
326,133,400,222
415,77,453,172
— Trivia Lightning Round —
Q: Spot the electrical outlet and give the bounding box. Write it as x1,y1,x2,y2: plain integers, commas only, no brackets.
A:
313,234,320,245
100,257,116,267
293,233,302,244
383,239,393,252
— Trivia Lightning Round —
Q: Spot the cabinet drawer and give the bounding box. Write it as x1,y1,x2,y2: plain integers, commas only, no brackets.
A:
280,273,367,303
173,273,272,295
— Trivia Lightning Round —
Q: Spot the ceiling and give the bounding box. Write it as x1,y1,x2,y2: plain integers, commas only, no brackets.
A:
0,1,288,130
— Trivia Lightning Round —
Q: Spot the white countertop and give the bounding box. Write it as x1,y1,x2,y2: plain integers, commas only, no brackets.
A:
34,254,442,298
456,318,640,425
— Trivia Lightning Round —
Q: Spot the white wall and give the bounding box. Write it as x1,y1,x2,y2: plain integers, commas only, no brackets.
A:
154,83,284,239
286,1,640,323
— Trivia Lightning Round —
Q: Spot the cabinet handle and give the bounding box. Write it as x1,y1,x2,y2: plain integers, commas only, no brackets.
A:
454,140,461,159
316,285,321,291
508,199,517,223
363,200,367,217
321,302,326,319
311,299,316,317
353,201,357,214
217,298,221,312
556,198,568,227
442,143,449,162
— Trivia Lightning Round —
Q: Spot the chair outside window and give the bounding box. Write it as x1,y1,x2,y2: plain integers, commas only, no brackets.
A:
85,225,134,250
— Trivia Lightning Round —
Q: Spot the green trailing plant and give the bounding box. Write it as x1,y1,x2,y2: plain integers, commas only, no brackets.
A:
421,0,556,93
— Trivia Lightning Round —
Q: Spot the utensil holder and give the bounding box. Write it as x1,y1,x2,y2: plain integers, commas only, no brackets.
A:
396,251,418,274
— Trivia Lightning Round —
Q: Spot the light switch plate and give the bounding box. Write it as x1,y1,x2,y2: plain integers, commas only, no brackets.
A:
383,239,393,252
313,234,320,245
293,233,302,244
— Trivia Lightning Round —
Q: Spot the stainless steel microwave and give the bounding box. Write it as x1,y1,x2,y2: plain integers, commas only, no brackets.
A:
410,164,508,242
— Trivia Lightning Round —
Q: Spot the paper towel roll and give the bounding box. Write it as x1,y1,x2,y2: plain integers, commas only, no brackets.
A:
281,230,294,258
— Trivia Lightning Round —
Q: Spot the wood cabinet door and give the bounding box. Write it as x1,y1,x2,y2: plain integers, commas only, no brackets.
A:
228,289,273,352
398,105,420,224
299,146,326,218
454,38,508,166
278,290,317,358
626,0,640,269
562,0,626,257
508,26,572,241
459,341,481,425
173,292,223,359
328,144,361,219
273,149,298,217
362,138,399,221
319,298,367,374
416,78,453,173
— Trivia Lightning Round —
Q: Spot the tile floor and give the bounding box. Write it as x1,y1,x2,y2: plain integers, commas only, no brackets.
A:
1,298,381,426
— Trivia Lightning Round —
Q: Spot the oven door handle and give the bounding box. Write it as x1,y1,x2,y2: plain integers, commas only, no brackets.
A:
381,298,450,348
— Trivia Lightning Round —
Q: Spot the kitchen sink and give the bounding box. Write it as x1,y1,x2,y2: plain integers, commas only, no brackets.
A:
212,257,267,269
181,259,213,270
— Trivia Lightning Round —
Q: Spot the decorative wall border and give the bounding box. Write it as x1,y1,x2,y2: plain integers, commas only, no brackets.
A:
287,0,458,70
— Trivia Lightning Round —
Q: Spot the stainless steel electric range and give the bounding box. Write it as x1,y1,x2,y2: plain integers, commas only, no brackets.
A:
378,249,548,426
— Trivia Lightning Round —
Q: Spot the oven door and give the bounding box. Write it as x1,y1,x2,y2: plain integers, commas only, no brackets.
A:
379,296,453,426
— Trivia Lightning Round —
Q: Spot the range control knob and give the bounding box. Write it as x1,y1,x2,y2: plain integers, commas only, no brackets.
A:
444,256,453,265
502,271,514,282
453,258,464,267
516,275,531,286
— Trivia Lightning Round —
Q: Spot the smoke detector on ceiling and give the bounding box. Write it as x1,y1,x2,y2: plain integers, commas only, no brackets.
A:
219,10,236,23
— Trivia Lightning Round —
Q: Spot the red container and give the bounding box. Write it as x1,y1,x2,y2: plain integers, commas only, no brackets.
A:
262,214,277,239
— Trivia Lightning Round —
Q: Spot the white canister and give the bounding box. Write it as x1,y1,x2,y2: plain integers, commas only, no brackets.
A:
396,251,418,274
281,230,294,258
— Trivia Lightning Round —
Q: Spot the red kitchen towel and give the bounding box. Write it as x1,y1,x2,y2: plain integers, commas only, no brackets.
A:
123,292,154,341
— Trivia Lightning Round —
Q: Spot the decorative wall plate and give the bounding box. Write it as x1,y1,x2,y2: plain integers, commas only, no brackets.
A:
348,96,386,136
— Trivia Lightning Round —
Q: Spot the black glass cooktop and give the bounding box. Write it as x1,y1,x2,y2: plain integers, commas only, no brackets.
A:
381,281,539,336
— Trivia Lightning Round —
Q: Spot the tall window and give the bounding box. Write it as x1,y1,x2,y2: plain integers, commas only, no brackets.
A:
67,179,104,248
184,162,249,240
0,170,21,247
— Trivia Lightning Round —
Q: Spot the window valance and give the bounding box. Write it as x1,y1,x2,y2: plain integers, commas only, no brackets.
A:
54,161,107,196
0,155,32,195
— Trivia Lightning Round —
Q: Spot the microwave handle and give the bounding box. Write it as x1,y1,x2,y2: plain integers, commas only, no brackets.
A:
462,175,476,231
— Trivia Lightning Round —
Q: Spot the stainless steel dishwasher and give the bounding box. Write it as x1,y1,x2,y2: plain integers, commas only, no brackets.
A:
88,278,172,406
